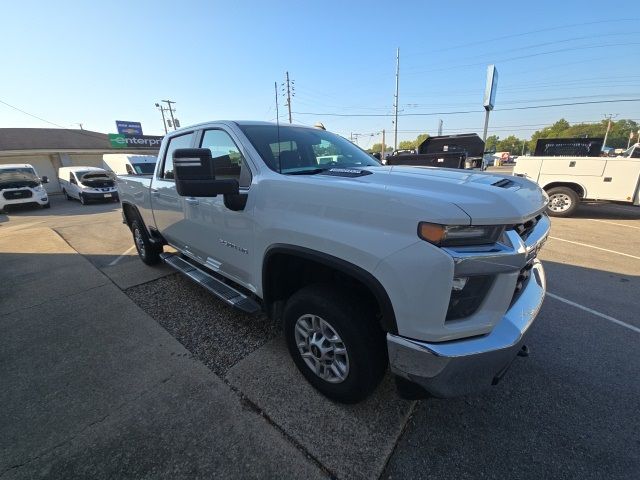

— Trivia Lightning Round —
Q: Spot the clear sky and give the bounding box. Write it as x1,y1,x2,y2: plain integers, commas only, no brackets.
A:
1,0,639,148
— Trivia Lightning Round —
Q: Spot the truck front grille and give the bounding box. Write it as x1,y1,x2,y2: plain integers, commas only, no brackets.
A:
3,189,33,200
513,214,542,241
511,260,534,305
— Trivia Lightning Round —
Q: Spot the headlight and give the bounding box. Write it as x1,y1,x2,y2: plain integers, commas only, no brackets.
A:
418,222,504,247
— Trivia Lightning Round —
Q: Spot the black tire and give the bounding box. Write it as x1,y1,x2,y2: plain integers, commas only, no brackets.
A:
130,218,162,265
79,193,87,205
283,284,387,403
42,202,51,209
546,186,580,217
63,189,72,201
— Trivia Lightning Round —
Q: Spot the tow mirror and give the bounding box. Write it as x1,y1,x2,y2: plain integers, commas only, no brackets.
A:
371,152,381,161
173,148,239,197
41,176,49,183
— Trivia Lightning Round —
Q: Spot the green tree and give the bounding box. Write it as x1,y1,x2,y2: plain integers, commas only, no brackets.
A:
398,140,416,150
485,135,499,152
496,135,525,154
367,143,393,154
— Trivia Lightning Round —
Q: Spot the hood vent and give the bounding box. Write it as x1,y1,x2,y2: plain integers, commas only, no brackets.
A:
492,178,516,189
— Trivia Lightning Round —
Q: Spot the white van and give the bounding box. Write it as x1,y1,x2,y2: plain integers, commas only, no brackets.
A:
513,143,640,216
102,154,157,176
0,164,50,213
58,166,118,205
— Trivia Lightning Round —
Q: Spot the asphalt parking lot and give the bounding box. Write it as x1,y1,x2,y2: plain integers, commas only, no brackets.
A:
1,184,639,479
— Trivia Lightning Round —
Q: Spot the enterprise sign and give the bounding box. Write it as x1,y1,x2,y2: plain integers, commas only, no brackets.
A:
109,133,163,150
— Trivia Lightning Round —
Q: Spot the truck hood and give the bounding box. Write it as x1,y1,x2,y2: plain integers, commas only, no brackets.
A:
318,166,548,225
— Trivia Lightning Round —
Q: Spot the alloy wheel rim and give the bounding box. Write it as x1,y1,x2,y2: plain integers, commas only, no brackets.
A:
294,314,349,383
134,228,146,257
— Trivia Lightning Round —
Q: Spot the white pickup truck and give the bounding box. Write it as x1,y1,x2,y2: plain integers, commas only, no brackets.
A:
514,143,640,216
118,121,550,403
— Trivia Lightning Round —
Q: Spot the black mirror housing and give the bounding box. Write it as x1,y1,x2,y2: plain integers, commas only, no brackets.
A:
173,148,240,197
41,176,49,183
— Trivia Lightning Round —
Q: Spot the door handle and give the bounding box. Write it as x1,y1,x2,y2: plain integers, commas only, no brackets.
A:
185,197,199,205
150,188,159,196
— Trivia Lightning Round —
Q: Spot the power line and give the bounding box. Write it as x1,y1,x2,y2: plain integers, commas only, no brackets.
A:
402,18,639,57
293,98,640,118
0,98,116,143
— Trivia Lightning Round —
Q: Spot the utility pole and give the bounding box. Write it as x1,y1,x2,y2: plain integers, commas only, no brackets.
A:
521,139,526,155
602,114,617,151
155,103,168,134
284,71,294,124
381,129,386,159
162,100,178,130
437,119,443,136
393,48,400,150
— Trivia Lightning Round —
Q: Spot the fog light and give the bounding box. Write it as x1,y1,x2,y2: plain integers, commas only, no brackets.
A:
452,277,468,291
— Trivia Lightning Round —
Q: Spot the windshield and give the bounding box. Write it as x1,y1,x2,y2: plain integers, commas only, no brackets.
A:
131,163,156,174
238,125,381,174
0,167,37,175
621,145,640,158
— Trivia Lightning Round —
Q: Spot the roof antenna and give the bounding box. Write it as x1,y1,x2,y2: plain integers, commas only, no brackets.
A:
274,81,282,174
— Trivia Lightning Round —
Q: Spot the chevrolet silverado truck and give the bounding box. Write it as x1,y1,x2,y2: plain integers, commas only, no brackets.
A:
118,121,550,403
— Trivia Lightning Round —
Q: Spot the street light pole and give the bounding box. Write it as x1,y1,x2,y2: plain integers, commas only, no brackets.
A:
155,103,168,134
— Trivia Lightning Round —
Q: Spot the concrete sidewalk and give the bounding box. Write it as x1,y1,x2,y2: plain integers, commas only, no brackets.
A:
0,228,325,479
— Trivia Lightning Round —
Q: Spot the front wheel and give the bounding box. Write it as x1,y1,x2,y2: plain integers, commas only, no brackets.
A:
546,187,579,217
79,193,87,205
130,219,162,265
283,284,387,403
42,202,51,209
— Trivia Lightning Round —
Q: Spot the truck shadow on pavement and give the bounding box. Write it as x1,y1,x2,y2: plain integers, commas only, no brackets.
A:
2,240,638,479
571,202,640,220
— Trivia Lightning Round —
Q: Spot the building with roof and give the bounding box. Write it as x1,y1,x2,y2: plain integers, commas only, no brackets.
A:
0,128,161,193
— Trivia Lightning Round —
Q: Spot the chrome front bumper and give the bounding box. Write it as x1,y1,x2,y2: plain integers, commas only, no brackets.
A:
388,260,546,397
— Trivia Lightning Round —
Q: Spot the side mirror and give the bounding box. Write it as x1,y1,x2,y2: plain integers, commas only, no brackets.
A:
371,152,382,161
173,148,239,197
41,176,49,183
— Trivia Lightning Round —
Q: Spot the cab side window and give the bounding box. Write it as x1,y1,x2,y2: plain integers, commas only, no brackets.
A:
161,132,195,180
70,173,77,185
200,129,252,188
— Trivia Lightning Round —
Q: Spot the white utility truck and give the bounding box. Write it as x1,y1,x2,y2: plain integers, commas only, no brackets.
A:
0,164,50,213
117,121,550,403
514,143,640,217
102,154,157,176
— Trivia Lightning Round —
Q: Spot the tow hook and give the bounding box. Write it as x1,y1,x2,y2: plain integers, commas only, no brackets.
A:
517,344,530,357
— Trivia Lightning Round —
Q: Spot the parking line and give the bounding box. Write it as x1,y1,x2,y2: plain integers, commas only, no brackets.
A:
548,236,640,261
589,219,640,230
547,292,640,334
108,245,136,266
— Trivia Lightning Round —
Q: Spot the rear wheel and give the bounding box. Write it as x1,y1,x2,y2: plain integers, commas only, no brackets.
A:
130,219,162,265
63,189,72,201
546,187,579,217
283,284,387,403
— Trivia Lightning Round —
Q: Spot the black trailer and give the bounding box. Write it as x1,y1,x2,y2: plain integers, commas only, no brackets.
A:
385,133,486,169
